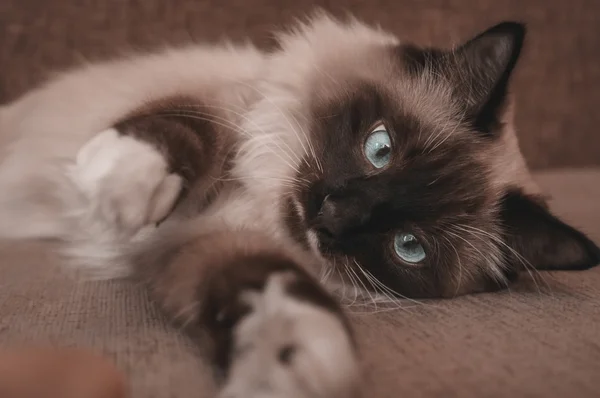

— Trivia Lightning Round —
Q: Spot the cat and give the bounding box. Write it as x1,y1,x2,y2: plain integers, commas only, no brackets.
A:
0,12,599,398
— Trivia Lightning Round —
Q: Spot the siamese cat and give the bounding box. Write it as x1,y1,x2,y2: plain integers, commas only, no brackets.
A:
0,12,598,398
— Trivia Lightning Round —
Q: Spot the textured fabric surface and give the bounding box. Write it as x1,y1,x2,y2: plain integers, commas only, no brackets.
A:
0,0,599,169
0,169,599,398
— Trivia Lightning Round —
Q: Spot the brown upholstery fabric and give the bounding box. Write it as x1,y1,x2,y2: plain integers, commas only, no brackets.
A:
0,1,599,168
1,169,599,398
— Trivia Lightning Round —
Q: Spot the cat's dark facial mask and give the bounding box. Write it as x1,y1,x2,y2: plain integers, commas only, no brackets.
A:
290,21,600,298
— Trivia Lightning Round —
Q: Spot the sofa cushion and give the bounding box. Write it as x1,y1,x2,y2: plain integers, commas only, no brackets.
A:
1,168,599,398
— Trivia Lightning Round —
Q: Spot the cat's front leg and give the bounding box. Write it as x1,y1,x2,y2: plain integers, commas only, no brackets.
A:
68,101,231,237
136,232,361,398
215,266,360,398
69,128,183,236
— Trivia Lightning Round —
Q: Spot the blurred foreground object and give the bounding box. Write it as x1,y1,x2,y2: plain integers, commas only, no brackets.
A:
0,346,128,398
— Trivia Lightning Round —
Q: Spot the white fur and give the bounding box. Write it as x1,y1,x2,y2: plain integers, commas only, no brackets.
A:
0,13,400,275
70,128,181,234
220,272,359,398
47,129,182,277
0,43,265,273
230,14,400,196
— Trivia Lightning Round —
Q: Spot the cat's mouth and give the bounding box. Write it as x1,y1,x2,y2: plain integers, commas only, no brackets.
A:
308,214,355,258
291,186,344,256
312,226,338,253
291,186,352,258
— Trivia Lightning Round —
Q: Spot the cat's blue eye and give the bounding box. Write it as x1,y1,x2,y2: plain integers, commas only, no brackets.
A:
364,126,392,169
394,232,426,264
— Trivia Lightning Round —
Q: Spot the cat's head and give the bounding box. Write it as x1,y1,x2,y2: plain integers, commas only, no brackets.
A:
252,13,600,299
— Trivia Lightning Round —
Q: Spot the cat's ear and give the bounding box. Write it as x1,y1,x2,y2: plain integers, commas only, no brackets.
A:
500,189,600,272
450,22,526,134
400,22,526,134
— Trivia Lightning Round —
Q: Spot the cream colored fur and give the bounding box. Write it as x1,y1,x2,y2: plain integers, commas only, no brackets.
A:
220,272,358,398
0,43,267,276
0,43,264,240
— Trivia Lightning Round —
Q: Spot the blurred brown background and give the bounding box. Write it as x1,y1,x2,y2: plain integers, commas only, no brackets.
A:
0,0,599,169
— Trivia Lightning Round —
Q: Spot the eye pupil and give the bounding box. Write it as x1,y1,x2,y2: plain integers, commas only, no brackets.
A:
376,145,390,159
364,126,392,169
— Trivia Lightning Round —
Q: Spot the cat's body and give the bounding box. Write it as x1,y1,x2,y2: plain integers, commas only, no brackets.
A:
0,13,598,398
0,22,359,398
0,43,265,251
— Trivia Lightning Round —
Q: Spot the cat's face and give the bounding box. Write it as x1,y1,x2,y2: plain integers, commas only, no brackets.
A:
267,15,600,299
295,83,500,298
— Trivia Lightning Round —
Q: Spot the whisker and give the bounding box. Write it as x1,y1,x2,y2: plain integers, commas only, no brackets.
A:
450,224,552,296
346,261,377,310
154,110,301,176
351,260,443,311
157,104,303,168
428,107,468,153
233,82,315,166
356,266,399,309
342,262,360,308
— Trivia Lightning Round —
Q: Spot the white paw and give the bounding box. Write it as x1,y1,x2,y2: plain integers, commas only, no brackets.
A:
220,273,360,398
69,128,182,236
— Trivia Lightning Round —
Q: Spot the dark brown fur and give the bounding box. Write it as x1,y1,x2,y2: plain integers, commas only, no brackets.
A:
293,81,502,298
131,230,350,375
115,96,236,188
285,21,600,299
108,94,354,379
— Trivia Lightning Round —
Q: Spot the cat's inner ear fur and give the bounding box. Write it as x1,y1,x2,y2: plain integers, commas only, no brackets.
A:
500,189,600,273
401,22,526,135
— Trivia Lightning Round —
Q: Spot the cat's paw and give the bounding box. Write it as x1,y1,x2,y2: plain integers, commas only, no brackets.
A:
218,272,360,398
69,128,182,236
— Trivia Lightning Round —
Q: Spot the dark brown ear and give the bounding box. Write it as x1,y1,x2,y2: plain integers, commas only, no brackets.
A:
399,22,525,135
500,189,600,271
450,22,526,134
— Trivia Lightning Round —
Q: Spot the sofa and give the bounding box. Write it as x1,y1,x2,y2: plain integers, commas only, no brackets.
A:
1,1,599,397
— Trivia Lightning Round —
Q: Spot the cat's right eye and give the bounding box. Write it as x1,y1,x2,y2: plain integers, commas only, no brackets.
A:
363,124,392,169
394,232,426,264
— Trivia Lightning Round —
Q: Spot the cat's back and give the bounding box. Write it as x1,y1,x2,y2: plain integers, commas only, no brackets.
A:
1,43,265,154
0,42,266,241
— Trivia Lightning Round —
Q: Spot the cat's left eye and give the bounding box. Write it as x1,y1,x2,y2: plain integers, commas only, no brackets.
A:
394,232,426,264
364,124,392,169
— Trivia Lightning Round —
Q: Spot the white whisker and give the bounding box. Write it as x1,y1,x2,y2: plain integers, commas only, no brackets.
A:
450,223,552,296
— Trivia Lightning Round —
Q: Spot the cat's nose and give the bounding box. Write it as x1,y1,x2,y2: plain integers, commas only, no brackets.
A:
316,194,367,239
